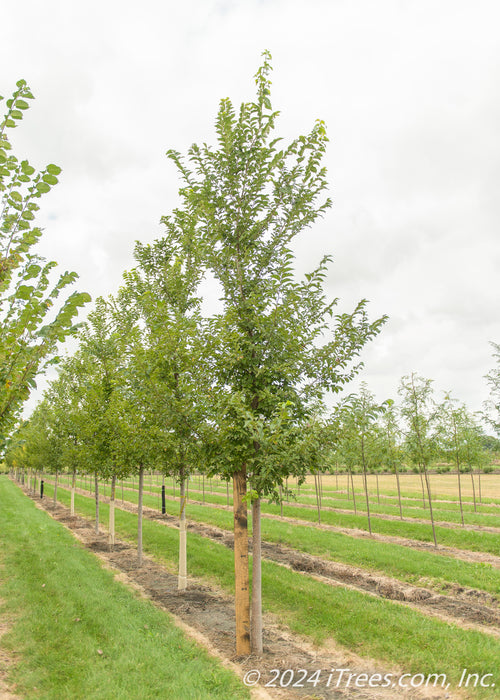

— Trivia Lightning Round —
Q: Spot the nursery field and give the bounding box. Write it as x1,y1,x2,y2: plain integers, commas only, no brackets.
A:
312,472,500,501
0,476,248,700
5,470,499,699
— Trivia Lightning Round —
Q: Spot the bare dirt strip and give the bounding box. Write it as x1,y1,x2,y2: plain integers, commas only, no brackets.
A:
41,481,500,631
110,481,500,568
26,490,465,700
54,479,500,569
176,485,500,535
118,498,500,637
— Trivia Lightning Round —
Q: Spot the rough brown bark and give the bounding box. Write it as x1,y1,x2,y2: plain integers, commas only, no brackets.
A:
233,466,250,656
251,497,263,654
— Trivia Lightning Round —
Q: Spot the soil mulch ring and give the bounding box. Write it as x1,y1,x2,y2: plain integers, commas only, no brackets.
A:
27,490,460,700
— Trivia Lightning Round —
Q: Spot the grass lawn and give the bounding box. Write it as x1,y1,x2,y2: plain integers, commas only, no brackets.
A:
40,478,500,697
0,476,249,700
49,478,500,597
64,474,500,556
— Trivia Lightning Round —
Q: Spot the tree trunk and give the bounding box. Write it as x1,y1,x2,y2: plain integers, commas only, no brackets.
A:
109,474,116,547
423,466,437,547
470,469,477,512
456,458,464,527
395,467,403,519
71,469,76,516
251,497,263,654
138,466,144,566
349,468,357,514
361,438,372,535
178,468,188,591
361,465,372,535
53,470,58,504
94,472,99,534
233,466,250,656
313,472,321,524
418,465,426,508
453,421,464,527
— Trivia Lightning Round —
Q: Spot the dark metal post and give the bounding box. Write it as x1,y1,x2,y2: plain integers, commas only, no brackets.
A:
161,485,166,514
40,480,44,499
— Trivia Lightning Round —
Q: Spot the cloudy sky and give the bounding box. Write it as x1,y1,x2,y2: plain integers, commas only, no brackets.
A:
2,0,499,417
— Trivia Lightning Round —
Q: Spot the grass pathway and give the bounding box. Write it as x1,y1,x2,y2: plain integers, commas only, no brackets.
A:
0,476,249,700
32,477,500,698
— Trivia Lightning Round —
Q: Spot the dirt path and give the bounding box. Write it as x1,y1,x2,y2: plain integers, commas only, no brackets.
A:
28,489,464,700
126,501,500,637
178,486,500,534
44,482,500,635
260,511,500,569
135,502,500,632
55,480,500,570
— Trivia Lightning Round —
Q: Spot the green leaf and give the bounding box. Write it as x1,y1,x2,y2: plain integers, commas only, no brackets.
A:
36,182,51,194
21,161,35,176
24,264,42,280
46,164,62,176
42,173,58,186
16,99,30,110
17,285,34,300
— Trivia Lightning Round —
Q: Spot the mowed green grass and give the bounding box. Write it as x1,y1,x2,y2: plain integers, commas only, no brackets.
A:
86,473,500,523
43,479,500,697
130,485,500,597
65,474,500,555
0,477,248,700
50,478,500,597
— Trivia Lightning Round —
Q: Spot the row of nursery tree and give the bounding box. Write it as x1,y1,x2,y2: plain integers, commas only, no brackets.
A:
3,55,500,657
1,54,384,656
7,368,498,552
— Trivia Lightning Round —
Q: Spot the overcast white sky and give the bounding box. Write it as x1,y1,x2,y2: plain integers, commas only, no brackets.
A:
2,0,499,417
